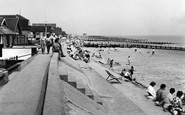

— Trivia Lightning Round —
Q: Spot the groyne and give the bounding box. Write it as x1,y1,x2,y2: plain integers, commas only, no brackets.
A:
83,42,185,51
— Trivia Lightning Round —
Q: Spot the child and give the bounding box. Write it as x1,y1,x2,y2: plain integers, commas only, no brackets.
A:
170,91,184,115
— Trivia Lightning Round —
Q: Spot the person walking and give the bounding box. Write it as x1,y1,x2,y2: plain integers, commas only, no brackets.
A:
128,56,131,65
40,35,46,54
52,38,61,60
45,34,52,54
152,49,155,55
110,59,113,68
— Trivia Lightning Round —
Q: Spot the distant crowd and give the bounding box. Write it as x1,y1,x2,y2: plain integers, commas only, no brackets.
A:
66,40,91,63
40,33,65,59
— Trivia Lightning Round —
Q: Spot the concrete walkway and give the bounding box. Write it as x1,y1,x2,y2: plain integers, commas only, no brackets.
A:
0,54,51,115
87,59,170,115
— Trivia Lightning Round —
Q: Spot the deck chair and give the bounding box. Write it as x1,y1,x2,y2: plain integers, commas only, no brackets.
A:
105,70,121,84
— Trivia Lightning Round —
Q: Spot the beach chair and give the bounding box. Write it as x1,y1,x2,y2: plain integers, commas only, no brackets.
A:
105,70,121,84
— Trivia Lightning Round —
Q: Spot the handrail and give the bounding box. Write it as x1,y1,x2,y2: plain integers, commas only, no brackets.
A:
6,53,31,60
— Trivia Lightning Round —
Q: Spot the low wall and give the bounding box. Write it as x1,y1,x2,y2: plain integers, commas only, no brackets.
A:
0,48,31,60
0,54,51,115
43,53,67,115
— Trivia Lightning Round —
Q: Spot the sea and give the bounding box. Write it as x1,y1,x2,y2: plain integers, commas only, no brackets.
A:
119,35,185,47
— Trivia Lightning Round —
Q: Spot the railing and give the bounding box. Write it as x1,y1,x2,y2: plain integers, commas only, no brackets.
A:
7,54,32,60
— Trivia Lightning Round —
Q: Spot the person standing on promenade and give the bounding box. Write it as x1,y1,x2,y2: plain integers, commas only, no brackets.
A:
40,35,46,54
155,84,167,106
52,38,61,60
45,34,52,54
128,56,131,65
56,37,65,57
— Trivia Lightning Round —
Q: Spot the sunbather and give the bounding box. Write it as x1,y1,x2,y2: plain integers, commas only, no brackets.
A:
170,91,184,115
163,88,175,112
155,84,166,106
146,81,156,100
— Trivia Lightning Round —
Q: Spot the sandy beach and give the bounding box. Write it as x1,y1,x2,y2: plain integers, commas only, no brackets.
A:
84,47,185,92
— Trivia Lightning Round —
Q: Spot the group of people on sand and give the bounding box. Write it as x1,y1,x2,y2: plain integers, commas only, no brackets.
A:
40,33,65,58
120,66,135,81
146,82,185,115
67,42,90,63
134,47,155,55
107,58,121,68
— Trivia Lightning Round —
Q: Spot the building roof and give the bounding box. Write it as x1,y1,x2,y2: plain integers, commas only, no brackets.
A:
0,14,28,20
0,17,6,26
0,25,16,35
0,14,30,31
30,26,52,32
32,23,56,28
5,18,19,32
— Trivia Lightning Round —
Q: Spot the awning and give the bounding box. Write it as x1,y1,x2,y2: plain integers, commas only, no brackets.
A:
0,26,16,35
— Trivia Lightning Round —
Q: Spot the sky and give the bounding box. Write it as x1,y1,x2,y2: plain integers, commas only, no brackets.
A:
0,0,185,36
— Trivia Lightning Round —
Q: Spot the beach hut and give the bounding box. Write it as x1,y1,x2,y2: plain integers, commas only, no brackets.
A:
0,26,16,48
0,17,16,48
0,14,31,45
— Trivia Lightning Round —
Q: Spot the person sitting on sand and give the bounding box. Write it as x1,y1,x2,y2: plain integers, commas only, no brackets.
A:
98,52,102,58
124,70,132,81
155,84,167,106
115,62,120,66
107,58,110,65
170,91,184,115
163,88,175,112
146,81,156,100
120,68,126,76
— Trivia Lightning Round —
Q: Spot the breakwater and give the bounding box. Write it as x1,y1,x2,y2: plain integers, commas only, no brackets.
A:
83,42,185,51
83,36,185,51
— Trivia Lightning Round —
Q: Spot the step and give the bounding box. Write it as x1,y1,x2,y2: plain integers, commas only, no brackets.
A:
85,84,94,100
58,66,68,82
59,62,77,88
67,73,77,88
76,79,85,94
92,90,103,105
